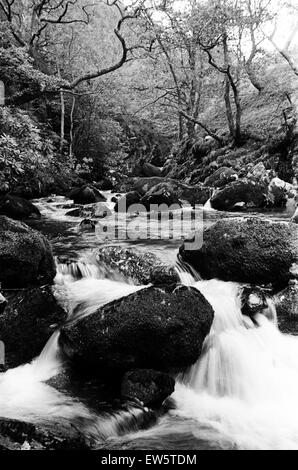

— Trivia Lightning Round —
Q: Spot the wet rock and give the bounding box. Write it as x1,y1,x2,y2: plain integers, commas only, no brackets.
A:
92,202,110,218
240,286,273,321
0,418,89,450
268,178,296,208
121,369,175,406
0,194,41,220
0,216,56,288
96,246,179,286
68,185,106,205
0,285,66,367
114,191,141,213
178,183,212,206
210,179,267,211
142,163,162,178
133,177,165,196
60,285,214,375
79,219,96,232
140,182,181,210
180,217,298,288
204,167,238,188
275,281,298,334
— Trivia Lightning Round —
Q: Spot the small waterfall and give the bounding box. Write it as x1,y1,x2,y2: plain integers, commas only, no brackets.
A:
203,198,213,211
175,256,201,286
54,252,146,322
172,278,298,450
0,251,148,442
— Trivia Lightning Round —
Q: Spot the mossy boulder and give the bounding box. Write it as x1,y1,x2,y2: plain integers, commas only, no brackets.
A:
0,194,40,220
59,285,214,375
68,185,106,205
0,285,66,367
0,216,56,288
180,217,298,288
210,179,267,211
96,246,179,286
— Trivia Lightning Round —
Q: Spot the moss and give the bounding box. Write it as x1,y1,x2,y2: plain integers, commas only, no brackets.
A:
180,217,298,288
60,286,214,375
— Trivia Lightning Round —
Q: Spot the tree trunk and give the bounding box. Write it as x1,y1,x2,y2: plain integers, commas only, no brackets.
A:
224,78,235,138
69,95,76,157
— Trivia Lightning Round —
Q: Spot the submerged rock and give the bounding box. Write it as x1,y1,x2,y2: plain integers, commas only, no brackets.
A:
0,418,89,450
59,285,214,375
79,219,96,232
180,217,298,287
275,281,298,334
68,185,106,205
0,194,41,220
0,285,66,367
210,179,267,211
121,369,175,407
240,286,273,321
96,246,179,286
0,216,56,288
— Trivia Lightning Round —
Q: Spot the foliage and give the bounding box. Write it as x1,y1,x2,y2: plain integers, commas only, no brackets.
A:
0,106,76,196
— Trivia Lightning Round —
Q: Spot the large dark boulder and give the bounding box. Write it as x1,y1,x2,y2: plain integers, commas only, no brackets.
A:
59,285,214,375
140,182,181,210
121,369,175,407
0,216,56,288
0,194,40,220
114,191,141,213
204,167,238,188
96,246,179,286
142,163,162,178
133,177,165,196
68,185,106,205
180,217,298,288
0,418,89,450
210,179,267,211
0,285,66,367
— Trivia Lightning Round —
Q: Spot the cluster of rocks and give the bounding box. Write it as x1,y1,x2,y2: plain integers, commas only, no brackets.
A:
113,177,211,213
59,246,214,404
179,216,298,329
161,139,298,212
0,216,216,448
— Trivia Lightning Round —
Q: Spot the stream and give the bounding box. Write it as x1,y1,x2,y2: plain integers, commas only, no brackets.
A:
0,193,297,450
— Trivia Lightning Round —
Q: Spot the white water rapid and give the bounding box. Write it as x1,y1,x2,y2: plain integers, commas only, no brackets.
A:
0,253,147,442
172,278,298,450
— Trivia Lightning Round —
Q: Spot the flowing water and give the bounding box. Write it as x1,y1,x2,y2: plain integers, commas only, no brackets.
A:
0,194,298,449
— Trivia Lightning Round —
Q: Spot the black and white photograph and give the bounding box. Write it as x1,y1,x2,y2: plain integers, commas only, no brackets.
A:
0,0,298,455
